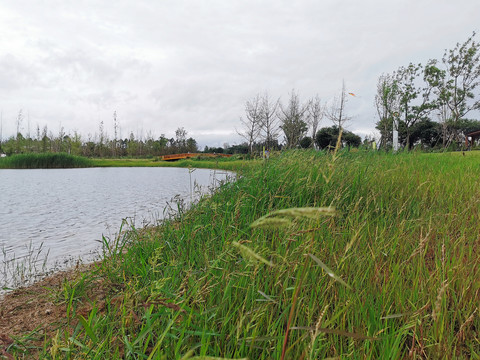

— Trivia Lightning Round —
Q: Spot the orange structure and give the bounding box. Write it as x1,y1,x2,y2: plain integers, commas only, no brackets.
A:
161,153,233,161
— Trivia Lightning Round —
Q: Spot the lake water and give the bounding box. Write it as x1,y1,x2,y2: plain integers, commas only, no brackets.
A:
0,167,230,290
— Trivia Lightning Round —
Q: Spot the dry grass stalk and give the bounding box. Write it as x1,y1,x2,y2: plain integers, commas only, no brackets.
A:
307,304,329,358
407,225,431,262
432,280,448,322
456,308,477,343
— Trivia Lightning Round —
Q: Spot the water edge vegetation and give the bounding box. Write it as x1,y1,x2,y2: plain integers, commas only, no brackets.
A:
0,153,94,169
0,152,258,171
1,149,480,358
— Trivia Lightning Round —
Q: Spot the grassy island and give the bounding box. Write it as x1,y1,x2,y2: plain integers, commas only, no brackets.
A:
1,150,480,359
0,152,256,172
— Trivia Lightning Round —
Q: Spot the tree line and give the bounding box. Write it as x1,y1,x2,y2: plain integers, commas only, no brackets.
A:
0,113,199,157
238,32,480,153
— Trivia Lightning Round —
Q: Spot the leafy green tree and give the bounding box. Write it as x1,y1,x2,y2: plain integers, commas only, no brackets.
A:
436,32,480,145
127,132,138,157
150,135,168,156
439,32,480,123
299,136,313,149
71,131,82,156
410,119,442,148
226,143,249,154
186,137,198,153
315,126,361,149
396,62,440,149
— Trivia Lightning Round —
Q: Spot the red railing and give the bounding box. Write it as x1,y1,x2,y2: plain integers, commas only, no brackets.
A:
161,153,232,161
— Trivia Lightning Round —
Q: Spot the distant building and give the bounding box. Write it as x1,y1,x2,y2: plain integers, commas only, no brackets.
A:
465,129,480,148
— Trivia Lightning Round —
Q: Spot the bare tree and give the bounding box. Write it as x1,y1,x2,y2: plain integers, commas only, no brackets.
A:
307,95,325,147
113,111,119,157
98,120,105,157
15,110,24,153
278,89,308,148
259,92,280,150
237,94,262,154
15,109,23,137
326,81,351,131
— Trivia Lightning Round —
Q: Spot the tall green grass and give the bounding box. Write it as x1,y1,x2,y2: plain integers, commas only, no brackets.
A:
0,153,93,169
10,150,480,358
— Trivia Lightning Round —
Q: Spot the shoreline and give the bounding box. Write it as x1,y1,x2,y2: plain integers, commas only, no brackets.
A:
0,263,99,353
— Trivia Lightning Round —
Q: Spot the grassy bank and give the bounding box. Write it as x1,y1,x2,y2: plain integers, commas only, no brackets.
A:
0,153,256,171
3,150,480,358
91,156,258,172
0,153,94,169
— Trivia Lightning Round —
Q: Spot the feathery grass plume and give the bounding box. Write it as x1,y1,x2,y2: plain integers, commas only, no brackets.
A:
251,217,293,229
407,222,431,262
308,253,352,290
308,304,329,357
432,280,448,322
232,241,273,267
251,207,336,229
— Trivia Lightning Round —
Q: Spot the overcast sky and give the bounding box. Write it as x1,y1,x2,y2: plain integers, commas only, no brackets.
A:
0,0,479,148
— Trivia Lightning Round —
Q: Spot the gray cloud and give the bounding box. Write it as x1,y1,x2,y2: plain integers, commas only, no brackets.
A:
0,0,479,148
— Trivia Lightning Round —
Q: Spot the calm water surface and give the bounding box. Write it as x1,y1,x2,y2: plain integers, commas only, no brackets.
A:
0,167,230,289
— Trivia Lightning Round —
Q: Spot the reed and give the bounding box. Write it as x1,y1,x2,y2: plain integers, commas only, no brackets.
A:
7,149,480,359
0,153,93,169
